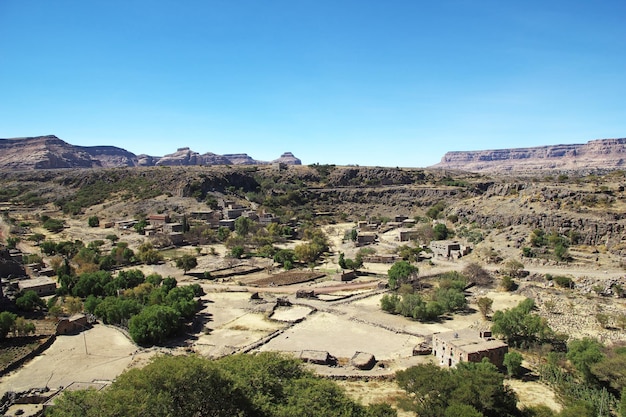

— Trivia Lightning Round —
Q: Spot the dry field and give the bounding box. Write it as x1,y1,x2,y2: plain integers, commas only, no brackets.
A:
4,215,626,413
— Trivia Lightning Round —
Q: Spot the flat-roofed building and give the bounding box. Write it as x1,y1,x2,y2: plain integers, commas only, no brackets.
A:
432,329,508,367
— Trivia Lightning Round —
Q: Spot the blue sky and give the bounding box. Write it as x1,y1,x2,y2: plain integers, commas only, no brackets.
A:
1,1,625,167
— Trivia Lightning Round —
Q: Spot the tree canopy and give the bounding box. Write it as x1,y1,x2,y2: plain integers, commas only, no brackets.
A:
47,352,395,417
387,261,418,289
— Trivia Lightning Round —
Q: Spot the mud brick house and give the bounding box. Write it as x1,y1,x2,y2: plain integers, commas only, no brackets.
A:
429,240,468,259
18,277,57,297
432,329,508,367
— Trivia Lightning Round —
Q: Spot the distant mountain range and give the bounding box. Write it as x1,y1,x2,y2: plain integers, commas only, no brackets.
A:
432,138,626,173
2,135,626,173
0,135,301,170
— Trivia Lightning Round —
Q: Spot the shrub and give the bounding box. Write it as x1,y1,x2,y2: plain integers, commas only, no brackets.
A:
553,275,573,288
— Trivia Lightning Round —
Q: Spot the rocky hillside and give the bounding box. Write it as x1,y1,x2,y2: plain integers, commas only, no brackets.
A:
432,138,626,173
0,135,301,170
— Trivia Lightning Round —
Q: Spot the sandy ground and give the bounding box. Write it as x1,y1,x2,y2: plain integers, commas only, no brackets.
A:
0,326,144,396
8,220,621,412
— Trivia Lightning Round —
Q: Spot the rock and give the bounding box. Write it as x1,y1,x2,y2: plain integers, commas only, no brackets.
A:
0,135,301,170
432,138,626,173
272,152,302,165
351,351,376,370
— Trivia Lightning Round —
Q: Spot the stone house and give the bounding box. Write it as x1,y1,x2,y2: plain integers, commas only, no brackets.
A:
432,329,508,367
429,240,468,259
148,214,170,226
18,277,57,297
56,314,89,335
356,232,377,247
399,229,421,242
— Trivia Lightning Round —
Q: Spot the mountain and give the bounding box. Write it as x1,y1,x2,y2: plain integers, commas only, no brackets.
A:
432,138,626,173
0,135,301,170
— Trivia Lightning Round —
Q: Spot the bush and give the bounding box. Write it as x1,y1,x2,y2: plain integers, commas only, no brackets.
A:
553,275,573,288
501,276,516,291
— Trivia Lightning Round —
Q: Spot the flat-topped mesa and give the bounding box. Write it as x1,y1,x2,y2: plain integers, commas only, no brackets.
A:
221,153,261,165
0,135,304,170
432,138,626,173
272,152,302,165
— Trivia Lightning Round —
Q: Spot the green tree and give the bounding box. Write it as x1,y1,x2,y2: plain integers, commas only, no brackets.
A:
387,261,418,289
501,276,516,291
13,317,36,336
503,351,524,377
294,242,323,264
433,223,450,240
396,360,518,417
554,242,569,261
0,311,17,339
567,338,604,383
478,297,494,320
175,254,198,274
133,219,147,234
88,216,100,227
28,233,46,245
503,259,524,278
273,249,295,269
235,216,255,237
128,305,181,345
492,298,553,348
6,236,20,249
16,290,46,311
231,245,245,259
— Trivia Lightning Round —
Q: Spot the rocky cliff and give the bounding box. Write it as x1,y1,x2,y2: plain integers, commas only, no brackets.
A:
0,135,301,170
432,138,626,173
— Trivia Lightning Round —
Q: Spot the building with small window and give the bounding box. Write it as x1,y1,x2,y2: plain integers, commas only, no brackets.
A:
432,329,508,367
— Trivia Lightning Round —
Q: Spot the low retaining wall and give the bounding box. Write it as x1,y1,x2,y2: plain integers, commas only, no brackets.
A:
0,335,56,377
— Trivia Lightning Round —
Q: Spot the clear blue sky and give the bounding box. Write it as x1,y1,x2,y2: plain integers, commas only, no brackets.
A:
1,1,625,167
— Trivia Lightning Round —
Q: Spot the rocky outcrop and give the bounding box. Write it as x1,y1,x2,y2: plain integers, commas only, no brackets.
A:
433,138,626,173
222,154,261,165
0,136,302,170
272,152,301,165
79,145,137,168
0,136,100,170
154,148,232,166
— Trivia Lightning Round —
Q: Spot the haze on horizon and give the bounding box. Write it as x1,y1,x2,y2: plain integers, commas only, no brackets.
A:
1,1,625,167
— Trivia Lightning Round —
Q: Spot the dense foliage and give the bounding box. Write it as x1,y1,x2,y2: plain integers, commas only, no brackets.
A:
67,269,201,346
491,298,553,348
381,269,467,321
47,352,395,417
395,360,519,417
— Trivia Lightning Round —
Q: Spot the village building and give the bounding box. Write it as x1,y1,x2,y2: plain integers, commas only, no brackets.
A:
224,207,245,220
168,232,184,246
56,314,90,335
356,232,377,247
115,219,137,230
429,240,469,259
218,219,236,230
18,277,57,297
399,229,421,242
259,212,279,225
432,329,508,367
148,214,170,226
163,222,183,233
334,270,357,282
363,254,399,264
